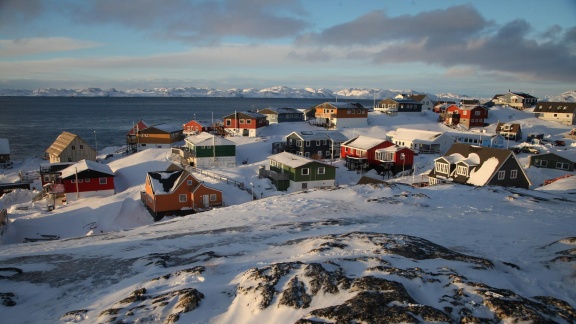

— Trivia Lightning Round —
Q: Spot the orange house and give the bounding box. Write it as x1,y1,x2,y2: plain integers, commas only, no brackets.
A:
314,102,368,129
183,120,214,136
143,169,223,221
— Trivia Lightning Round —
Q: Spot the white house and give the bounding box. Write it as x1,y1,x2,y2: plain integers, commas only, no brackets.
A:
386,128,456,155
447,131,505,148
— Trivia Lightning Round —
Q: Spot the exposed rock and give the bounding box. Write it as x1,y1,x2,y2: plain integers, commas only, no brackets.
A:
278,276,312,309
1,292,17,306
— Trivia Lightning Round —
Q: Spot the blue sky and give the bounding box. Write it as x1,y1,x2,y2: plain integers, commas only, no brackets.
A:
1,0,575,97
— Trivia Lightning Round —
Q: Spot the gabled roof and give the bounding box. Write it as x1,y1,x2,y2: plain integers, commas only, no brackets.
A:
0,138,9,155
268,152,333,169
127,120,149,135
222,111,267,119
46,132,90,156
317,102,366,109
147,169,189,194
408,94,428,102
258,107,303,115
342,136,388,150
387,128,447,143
509,91,537,99
496,123,522,133
191,182,222,195
60,159,114,179
533,102,576,114
287,130,348,142
185,133,235,146
184,120,212,127
148,123,182,133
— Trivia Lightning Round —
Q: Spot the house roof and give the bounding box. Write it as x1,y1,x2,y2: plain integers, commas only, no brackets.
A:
533,102,576,114
60,159,114,179
287,130,348,142
387,128,446,143
148,123,182,133
222,111,267,119
184,120,212,127
447,131,501,140
185,133,235,146
496,123,522,133
258,107,302,115
268,152,333,168
0,138,9,155
375,145,412,153
408,94,428,102
46,132,89,156
317,102,366,109
510,91,537,99
147,169,189,194
127,120,149,135
342,136,388,150
191,182,222,195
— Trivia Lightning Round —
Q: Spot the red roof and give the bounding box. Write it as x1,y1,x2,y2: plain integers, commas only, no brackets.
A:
127,120,148,135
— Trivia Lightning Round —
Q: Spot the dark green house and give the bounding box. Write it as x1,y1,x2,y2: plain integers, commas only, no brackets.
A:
530,152,575,171
184,133,236,168
262,152,336,192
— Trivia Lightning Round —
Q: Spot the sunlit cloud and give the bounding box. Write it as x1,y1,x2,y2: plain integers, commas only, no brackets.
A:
0,37,102,58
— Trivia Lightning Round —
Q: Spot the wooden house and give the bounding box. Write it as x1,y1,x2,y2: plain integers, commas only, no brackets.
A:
447,131,505,148
143,169,223,220
257,107,303,124
340,136,395,171
314,102,368,129
443,104,488,129
433,100,457,113
495,123,523,141
46,132,97,163
427,143,531,188
262,152,336,192
132,123,183,151
386,128,456,155
533,102,576,126
39,162,74,187
374,145,416,176
281,130,348,159
529,152,575,171
222,111,268,137
492,91,537,110
375,98,422,113
183,133,236,168
0,138,11,169
126,120,149,153
57,159,115,201
183,120,215,136
407,94,434,111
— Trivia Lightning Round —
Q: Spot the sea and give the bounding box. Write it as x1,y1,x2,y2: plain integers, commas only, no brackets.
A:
0,97,375,161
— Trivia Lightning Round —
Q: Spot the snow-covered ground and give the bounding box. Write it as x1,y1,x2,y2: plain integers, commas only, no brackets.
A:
0,105,575,323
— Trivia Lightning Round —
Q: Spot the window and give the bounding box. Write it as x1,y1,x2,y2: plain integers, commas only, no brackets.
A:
301,168,310,175
210,194,217,201
85,178,90,183
239,119,245,124
179,194,187,202
435,162,449,174
296,140,302,147
246,119,252,124
326,151,331,157
71,179,76,183
318,167,325,174
99,177,107,185
71,145,76,150
78,179,83,183
534,159,548,167
187,180,193,185
316,140,321,146
510,170,518,179
43,175,50,182
456,165,467,176
305,141,310,147
302,183,308,189
226,119,232,126
463,111,467,115
475,111,481,116
322,140,327,145
271,160,277,167
498,170,505,180
68,158,72,162
304,152,310,157
556,162,570,170
79,145,84,149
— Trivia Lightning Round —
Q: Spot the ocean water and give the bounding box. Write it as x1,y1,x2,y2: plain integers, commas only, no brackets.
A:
0,97,374,161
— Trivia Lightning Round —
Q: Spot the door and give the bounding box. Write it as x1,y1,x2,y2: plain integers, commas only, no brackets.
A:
203,195,209,207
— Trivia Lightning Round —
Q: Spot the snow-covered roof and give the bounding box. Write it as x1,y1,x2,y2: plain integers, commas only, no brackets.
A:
223,111,267,119
150,123,182,133
184,120,212,127
342,136,387,150
387,128,445,142
320,102,365,109
147,170,187,194
259,107,302,115
60,159,114,179
0,138,9,155
268,152,332,168
185,133,235,146
288,130,348,142
127,120,149,135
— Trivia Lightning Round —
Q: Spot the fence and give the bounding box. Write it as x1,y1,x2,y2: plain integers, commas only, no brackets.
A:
185,166,258,200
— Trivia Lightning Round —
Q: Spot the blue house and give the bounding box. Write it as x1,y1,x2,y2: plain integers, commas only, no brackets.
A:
257,107,304,124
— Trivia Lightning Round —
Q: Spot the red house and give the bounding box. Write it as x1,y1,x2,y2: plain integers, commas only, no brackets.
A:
222,111,268,137
340,136,394,171
58,160,115,201
444,104,488,129
183,120,214,136
375,145,415,176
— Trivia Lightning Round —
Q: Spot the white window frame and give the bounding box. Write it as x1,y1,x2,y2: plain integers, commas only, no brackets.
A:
187,180,193,185
456,165,468,176
556,162,569,170
510,169,518,179
301,168,310,175
497,170,505,180
318,167,325,175
226,119,232,126
435,162,449,174
246,119,252,124
179,194,187,202
239,119,245,124
99,177,107,184
210,194,217,201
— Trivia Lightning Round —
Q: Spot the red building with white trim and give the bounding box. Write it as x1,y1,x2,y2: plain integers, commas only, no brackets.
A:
340,136,394,171
58,160,115,201
222,111,268,137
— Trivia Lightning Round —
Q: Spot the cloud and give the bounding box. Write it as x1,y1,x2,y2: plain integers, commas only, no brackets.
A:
0,0,46,27
0,37,102,58
68,0,309,43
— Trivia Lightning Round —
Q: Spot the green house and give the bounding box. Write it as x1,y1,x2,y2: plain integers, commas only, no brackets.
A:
264,152,337,192
184,133,236,168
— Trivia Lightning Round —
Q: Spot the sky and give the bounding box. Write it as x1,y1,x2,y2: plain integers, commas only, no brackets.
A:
1,0,576,97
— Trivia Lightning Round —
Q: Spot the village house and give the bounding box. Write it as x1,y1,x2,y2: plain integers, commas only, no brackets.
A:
375,98,422,114
374,145,416,177
533,102,576,126
39,162,74,187
129,123,183,152
183,133,236,168
433,100,457,113
0,138,11,169
447,131,505,148
495,123,523,141
142,169,223,221
427,143,531,188
261,152,337,192
314,102,368,128
45,132,97,163
386,128,456,155
278,130,348,159
54,159,115,201
257,107,304,124
443,104,488,129
394,93,434,111
182,119,215,136
126,120,149,153
222,111,268,137
340,136,395,172
492,91,537,110
529,152,575,172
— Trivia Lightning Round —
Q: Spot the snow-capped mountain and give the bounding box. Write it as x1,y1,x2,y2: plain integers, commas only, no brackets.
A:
544,90,576,102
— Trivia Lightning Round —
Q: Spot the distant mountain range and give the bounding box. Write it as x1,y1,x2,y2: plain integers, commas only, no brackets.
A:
0,85,573,102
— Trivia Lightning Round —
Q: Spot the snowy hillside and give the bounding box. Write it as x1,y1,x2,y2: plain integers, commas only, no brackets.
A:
0,106,575,323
